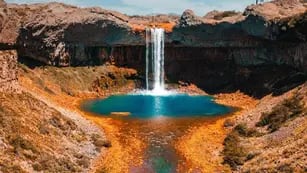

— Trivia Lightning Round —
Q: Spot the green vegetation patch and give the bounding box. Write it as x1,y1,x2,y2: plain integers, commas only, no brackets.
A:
234,124,263,137
222,130,247,170
8,135,38,154
223,123,262,170
0,163,27,173
256,94,305,132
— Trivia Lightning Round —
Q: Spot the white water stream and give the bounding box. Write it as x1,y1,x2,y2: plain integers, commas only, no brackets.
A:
145,28,166,94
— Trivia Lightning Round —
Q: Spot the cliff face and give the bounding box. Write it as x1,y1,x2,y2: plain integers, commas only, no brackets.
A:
0,50,19,92
107,0,307,96
171,0,307,71
0,0,306,96
0,2,144,66
165,0,307,96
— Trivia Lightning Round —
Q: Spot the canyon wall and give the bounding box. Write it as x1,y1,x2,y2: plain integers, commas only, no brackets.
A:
0,50,19,92
0,0,306,96
94,44,305,97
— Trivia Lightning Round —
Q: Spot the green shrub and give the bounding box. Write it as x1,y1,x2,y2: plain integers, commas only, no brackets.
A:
0,164,27,173
222,131,247,170
9,135,37,153
256,94,304,132
222,123,263,169
234,124,263,137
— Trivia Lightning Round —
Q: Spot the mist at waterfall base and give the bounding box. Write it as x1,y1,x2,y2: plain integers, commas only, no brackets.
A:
83,28,230,119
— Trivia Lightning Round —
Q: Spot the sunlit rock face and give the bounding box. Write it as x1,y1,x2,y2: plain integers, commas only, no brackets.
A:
0,50,19,92
0,2,144,66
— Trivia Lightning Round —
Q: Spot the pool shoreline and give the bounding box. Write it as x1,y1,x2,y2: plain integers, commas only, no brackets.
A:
80,93,236,119
77,92,256,172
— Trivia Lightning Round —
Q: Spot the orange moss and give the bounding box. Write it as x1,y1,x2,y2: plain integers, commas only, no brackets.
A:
19,66,145,173
129,22,176,33
19,65,259,172
175,91,258,172
84,116,144,173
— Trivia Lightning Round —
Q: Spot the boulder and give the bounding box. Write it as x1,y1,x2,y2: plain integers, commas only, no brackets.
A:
178,9,203,27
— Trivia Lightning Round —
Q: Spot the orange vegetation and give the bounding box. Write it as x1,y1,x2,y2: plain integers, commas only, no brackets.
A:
129,22,176,33
175,91,258,172
20,84,145,173
18,65,145,173
19,65,259,172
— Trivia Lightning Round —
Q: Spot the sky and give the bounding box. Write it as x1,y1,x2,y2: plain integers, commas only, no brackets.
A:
6,0,259,16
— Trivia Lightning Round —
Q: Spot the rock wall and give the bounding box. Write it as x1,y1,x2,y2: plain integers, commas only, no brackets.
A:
0,50,19,92
0,0,306,96
0,1,306,68
93,44,305,97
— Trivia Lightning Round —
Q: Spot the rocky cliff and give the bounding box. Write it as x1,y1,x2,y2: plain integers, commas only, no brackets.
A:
0,0,306,97
0,2,142,66
171,0,307,71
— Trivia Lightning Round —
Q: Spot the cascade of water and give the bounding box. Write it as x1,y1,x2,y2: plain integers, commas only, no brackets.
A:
145,29,150,91
145,28,165,94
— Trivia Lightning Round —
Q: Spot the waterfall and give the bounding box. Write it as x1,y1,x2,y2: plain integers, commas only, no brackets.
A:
145,28,165,93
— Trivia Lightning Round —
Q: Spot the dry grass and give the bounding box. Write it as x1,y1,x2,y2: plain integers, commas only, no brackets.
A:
223,84,307,172
223,123,263,170
19,64,137,97
18,64,144,173
223,132,246,169
256,93,305,132
9,135,38,154
222,126,247,170
0,92,101,173
234,124,263,137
